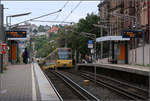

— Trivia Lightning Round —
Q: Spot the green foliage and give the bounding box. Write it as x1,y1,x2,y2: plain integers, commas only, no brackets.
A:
35,13,107,59
38,25,46,32
57,13,101,58
146,64,150,67
77,13,98,54
35,34,58,58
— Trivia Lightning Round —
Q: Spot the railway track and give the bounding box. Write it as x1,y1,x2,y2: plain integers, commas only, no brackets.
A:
64,70,149,100
45,70,99,101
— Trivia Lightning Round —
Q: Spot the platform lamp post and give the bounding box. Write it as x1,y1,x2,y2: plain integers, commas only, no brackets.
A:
81,32,97,86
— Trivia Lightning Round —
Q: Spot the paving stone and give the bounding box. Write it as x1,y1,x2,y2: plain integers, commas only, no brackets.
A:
0,64,32,101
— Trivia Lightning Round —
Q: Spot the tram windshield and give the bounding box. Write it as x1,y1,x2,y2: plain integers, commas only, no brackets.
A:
58,49,71,60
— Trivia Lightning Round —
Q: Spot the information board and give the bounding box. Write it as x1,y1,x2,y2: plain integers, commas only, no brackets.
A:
6,31,27,38
122,30,143,38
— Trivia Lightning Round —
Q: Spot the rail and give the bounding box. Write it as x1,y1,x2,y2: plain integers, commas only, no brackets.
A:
55,71,100,101
43,71,63,101
45,70,100,101
80,71,149,100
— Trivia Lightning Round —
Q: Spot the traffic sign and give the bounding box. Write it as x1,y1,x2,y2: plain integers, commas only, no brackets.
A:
122,30,143,38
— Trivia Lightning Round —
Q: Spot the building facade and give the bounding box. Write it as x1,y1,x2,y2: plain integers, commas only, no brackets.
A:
97,0,149,65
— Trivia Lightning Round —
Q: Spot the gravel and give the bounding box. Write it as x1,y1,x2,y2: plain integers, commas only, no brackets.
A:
58,70,130,101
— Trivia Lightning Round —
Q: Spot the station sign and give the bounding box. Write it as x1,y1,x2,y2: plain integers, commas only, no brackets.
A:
122,30,143,38
0,43,7,54
19,41,25,48
6,31,27,39
88,40,93,48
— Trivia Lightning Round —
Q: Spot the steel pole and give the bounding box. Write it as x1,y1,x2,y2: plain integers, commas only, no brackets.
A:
6,16,8,27
75,49,77,70
109,24,111,61
65,29,68,48
0,4,4,73
134,18,137,64
148,0,150,65
143,31,145,66
101,27,103,59
0,4,4,41
94,35,96,86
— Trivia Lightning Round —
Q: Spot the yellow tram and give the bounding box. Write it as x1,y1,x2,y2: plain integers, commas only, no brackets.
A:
42,48,72,70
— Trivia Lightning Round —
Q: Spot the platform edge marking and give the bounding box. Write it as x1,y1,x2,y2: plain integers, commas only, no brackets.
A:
32,63,37,101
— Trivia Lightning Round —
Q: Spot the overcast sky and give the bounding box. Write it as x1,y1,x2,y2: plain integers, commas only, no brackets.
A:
2,1,100,26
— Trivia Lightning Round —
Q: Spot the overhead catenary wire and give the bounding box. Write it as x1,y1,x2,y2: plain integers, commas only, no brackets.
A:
54,1,69,20
11,9,62,27
61,1,82,24
31,19,75,24
94,10,98,15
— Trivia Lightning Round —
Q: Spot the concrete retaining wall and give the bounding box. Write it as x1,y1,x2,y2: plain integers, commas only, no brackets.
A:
97,44,150,65
97,58,109,64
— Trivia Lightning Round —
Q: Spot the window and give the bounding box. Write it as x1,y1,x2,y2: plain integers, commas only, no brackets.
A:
58,49,71,60
129,0,132,7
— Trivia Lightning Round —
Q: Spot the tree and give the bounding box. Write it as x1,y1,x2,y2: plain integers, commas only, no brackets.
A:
38,25,45,32
33,29,38,35
34,32,59,58
57,13,102,60
35,13,107,59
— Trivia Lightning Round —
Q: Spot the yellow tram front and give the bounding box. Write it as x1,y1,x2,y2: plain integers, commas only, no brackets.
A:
56,48,72,68
42,48,72,70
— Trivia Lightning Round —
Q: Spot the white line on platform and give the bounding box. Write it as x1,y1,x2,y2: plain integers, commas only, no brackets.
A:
31,63,37,101
34,63,60,101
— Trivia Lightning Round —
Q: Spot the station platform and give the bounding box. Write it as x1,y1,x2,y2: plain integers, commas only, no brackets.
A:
77,63,149,76
0,63,60,101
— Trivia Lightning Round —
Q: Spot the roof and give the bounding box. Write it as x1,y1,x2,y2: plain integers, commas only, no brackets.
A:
96,36,130,42
97,0,108,8
47,26,59,33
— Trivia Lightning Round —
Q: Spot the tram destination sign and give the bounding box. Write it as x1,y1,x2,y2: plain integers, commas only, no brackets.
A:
122,30,143,38
6,31,27,38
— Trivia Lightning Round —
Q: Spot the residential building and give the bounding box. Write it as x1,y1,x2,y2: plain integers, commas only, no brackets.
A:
98,0,109,21
97,0,149,65
47,26,59,34
47,26,59,38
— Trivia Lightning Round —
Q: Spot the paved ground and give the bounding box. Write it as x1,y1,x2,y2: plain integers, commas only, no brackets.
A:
77,63,149,76
0,64,32,101
0,63,60,101
101,63,149,72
